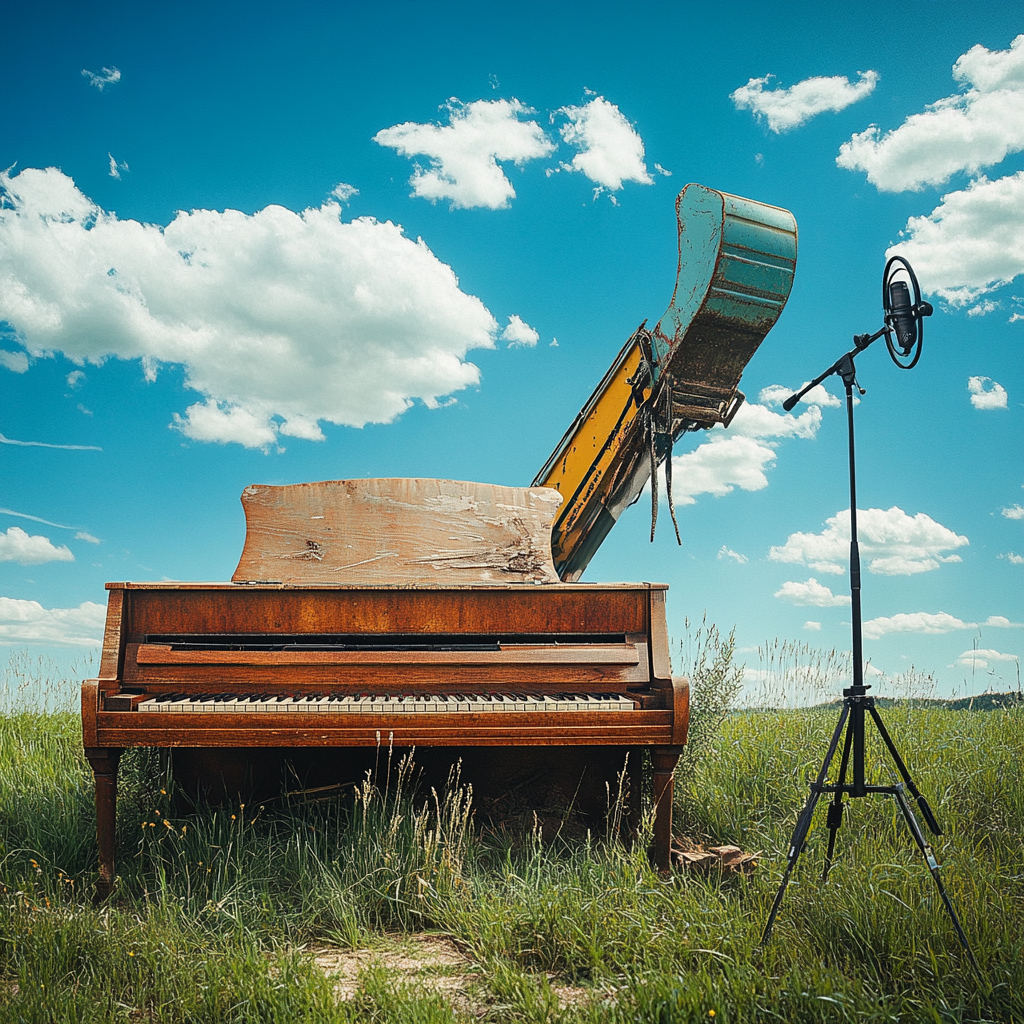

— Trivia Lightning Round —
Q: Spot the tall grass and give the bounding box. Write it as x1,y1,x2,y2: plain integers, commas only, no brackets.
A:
0,667,1022,1020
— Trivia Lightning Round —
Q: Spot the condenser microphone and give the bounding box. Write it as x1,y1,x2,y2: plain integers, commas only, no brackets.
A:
887,280,917,355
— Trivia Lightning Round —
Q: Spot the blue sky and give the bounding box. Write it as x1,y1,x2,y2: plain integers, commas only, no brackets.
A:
2,1,1021,700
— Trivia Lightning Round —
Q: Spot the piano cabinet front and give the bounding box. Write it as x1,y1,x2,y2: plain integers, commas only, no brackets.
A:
81,676,687,894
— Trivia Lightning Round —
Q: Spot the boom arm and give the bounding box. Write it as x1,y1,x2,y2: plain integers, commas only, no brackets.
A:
534,184,798,581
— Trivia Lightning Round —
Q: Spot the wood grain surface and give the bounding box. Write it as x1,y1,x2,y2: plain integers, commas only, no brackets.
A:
232,479,563,585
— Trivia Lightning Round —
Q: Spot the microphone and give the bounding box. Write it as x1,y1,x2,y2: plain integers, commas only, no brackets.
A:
887,280,917,355
882,256,932,370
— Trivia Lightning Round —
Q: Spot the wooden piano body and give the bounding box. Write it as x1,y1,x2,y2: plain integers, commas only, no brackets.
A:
83,579,688,896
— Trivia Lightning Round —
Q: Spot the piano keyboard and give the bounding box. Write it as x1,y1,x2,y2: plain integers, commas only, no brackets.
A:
136,692,637,713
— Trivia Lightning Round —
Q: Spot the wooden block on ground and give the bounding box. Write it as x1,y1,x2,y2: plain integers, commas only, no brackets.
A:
232,478,563,585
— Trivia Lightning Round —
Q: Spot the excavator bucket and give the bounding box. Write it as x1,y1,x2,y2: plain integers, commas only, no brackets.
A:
534,184,797,581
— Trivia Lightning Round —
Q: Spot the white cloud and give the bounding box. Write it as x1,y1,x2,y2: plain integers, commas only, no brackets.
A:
774,578,851,607
0,349,28,372
1003,504,1024,520
967,299,998,317
671,435,777,505
863,611,1022,640
1000,552,1024,565
0,433,100,451
0,509,80,530
75,531,101,544
864,611,970,639
759,382,841,409
669,400,822,506
968,375,1007,409
717,546,748,564
500,314,539,348
374,98,554,210
107,153,129,180
837,35,1024,190
954,647,1019,670
804,621,822,631
66,370,86,388
887,172,1024,306
725,400,823,439
654,163,672,177
555,96,653,193
0,527,74,565
0,597,105,647
985,615,1024,628
81,66,121,90
330,183,358,203
770,506,969,576
0,167,500,448
732,69,878,133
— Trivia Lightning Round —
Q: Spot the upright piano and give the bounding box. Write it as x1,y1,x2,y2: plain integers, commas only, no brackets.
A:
82,481,689,897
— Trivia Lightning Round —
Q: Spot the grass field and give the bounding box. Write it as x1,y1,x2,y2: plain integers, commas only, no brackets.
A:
0,661,1021,1021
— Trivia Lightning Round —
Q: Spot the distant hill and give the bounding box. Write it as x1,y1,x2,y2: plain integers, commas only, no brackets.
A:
807,692,1024,713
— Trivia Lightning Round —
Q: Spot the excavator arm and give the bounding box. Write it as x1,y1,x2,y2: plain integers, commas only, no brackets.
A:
534,184,798,581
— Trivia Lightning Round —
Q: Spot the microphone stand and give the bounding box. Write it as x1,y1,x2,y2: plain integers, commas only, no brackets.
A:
759,329,981,976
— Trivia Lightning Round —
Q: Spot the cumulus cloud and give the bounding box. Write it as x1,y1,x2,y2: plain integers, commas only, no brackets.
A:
500,314,539,348
774,578,851,607
671,435,777,505
0,166,504,447
669,400,822,506
759,382,841,409
81,66,121,90
725,400,822,439
717,546,748,564
554,96,653,193
732,70,879,132
1003,504,1024,520
954,647,1019,670
968,375,1008,409
374,98,554,210
75,531,101,544
837,35,1024,190
0,597,105,647
1000,552,1024,565
887,172,1024,306
0,527,74,565
770,506,969,575
804,621,822,631
863,612,1021,640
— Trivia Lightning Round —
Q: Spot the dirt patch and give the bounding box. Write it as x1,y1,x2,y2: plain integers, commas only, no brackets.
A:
309,933,476,1006
308,933,597,1014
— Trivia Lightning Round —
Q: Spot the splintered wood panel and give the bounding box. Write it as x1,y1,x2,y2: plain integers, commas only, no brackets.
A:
122,586,650,639
232,479,563,585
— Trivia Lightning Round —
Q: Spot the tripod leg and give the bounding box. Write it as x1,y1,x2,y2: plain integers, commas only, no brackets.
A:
761,705,850,946
890,784,982,978
822,719,853,882
867,704,942,835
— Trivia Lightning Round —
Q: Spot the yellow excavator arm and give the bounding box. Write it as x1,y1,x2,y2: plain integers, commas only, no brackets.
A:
534,184,798,581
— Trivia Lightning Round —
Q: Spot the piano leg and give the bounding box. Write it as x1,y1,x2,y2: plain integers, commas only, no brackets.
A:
652,746,681,872
85,747,122,902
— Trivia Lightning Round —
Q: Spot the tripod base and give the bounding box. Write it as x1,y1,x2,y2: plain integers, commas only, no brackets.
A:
760,692,980,977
